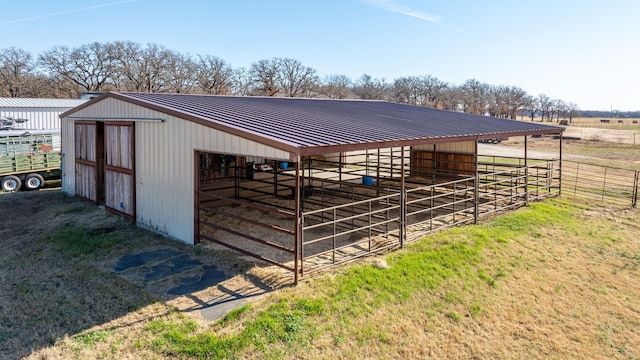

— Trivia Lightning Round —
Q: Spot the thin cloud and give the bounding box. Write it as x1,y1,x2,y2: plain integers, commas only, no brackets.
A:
359,0,467,33
0,0,138,25
360,0,440,22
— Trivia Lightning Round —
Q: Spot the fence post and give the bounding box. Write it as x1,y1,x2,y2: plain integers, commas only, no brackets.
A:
633,170,639,208
601,166,608,201
574,162,580,195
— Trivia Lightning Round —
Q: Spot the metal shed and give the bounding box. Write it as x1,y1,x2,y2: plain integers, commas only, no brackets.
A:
60,92,563,282
0,97,87,130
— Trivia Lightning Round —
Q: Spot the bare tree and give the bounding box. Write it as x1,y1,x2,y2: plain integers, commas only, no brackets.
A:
538,94,553,122
393,76,421,105
458,79,489,115
438,85,461,111
110,41,143,91
194,55,233,95
0,47,35,97
318,74,353,99
521,95,538,121
566,102,580,124
487,85,530,119
249,59,280,96
553,99,568,123
274,58,318,97
164,51,196,93
38,42,116,94
229,67,253,96
353,74,389,100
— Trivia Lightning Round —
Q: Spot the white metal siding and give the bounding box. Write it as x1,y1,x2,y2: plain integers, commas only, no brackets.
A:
0,107,73,130
61,116,76,195
61,97,291,244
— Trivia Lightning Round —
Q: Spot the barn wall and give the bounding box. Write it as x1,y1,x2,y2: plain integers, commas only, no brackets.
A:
0,107,73,130
411,140,476,178
61,97,291,244
413,141,475,154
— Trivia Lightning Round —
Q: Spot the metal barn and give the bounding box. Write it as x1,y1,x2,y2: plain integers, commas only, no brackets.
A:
60,92,563,282
0,97,87,130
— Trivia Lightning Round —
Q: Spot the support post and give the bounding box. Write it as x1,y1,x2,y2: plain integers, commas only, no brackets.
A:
400,146,406,247
339,152,343,184
194,151,201,245
524,136,529,204
474,137,479,224
558,134,563,195
273,162,278,196
294,156,301,284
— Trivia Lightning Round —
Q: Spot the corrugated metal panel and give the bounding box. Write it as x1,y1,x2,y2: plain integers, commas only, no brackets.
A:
68,92,562,156
0,98,86,108
1,108,62,130
1,98,87,130
62,97,290,244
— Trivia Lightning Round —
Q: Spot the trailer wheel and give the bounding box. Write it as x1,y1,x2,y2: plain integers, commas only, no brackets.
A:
24,173,45,190
1,175,22,192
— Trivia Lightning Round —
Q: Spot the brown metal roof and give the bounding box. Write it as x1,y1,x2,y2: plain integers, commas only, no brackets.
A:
63,92,563,156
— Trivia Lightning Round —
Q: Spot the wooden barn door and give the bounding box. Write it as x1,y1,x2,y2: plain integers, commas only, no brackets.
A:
74,121,103,203
104,122,135,219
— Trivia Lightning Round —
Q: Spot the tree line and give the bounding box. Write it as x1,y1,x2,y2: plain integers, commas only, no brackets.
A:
0,41,580,121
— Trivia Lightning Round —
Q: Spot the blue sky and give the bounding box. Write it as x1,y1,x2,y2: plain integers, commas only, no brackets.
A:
1,0,638,111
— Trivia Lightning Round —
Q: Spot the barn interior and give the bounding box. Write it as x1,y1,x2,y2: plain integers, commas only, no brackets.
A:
196,138,561,282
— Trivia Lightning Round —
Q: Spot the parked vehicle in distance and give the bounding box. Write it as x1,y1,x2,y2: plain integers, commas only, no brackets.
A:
478,137,509,144
0,129,61,192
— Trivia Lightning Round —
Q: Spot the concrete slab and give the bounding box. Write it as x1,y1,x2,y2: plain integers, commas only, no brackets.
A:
167,265,229,295
110,248,269,322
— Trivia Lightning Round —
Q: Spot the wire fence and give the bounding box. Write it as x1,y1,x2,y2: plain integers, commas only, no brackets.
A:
562,160,639,208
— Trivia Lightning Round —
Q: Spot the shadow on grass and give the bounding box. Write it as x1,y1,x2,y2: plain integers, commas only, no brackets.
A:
0,190,277,359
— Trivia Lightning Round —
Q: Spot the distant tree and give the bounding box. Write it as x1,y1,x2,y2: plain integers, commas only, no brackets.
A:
38,42,116,94
194,55,233,95
110,41,143,91
229,67,254,96
0,47,35,97
458,79,489,115
353,74,389,100
110,42,187,93
249,59,280,96
538,94,553,122
393,76,423,105
318,74,353,99
553,99,568,123
521,95,538,121
164,51,196,93
487,85,530,119
566,102,580,123
139,44,185,93
274,58,318,97
438,85,460,111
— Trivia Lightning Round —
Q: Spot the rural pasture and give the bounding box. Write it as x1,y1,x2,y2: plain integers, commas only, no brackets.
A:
1,131,638,359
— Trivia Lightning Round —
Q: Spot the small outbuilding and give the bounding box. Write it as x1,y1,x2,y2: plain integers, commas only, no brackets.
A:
60,92,563,282
0,97,87,130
